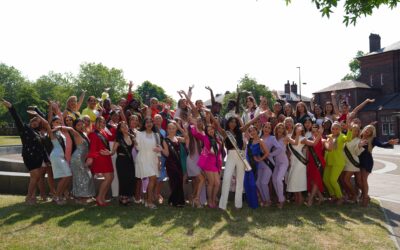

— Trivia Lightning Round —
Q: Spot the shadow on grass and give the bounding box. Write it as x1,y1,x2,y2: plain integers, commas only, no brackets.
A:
0,196,392,248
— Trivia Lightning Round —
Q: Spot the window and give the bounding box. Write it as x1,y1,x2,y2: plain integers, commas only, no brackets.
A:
381,115,395,136
381,74,384,86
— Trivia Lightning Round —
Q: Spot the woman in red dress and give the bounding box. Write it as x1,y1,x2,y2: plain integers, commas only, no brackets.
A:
86,116,116,206
306,124,326,206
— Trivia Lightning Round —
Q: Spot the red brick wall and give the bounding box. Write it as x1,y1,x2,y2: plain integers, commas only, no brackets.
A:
359,51,400,94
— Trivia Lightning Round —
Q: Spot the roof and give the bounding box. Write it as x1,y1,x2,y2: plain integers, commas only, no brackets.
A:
362,40,400,57
362,93,400,112
313,80,371,94
275,90,311,102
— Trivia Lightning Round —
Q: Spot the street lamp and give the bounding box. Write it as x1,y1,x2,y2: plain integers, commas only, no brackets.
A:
296,66,307,101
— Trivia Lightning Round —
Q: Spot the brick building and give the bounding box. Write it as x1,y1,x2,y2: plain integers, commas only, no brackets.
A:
313,34,400,140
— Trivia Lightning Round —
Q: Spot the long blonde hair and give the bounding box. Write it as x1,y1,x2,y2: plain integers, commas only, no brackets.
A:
361,125,376,152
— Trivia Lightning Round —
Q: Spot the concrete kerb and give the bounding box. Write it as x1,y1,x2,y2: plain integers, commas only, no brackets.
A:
377,199,400,249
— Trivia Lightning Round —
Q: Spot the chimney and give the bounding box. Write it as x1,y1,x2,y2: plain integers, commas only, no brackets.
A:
369,33,381,53
284,80,290,94
291,81,297,94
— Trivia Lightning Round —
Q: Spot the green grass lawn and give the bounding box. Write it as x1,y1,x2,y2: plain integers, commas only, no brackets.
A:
0,136,21,146
0,195,395,249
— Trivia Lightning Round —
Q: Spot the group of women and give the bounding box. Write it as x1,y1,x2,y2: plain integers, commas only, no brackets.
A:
2,83,398,209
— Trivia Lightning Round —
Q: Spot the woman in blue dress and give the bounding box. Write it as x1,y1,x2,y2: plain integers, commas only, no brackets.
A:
246,125,269,209
48,116,73,205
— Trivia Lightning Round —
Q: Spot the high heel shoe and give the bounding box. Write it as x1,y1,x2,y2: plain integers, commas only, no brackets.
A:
96,199,109,207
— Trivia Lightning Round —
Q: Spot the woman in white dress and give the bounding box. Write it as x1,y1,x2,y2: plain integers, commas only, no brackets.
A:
342,124,365,203
135,117,161,209
286,123,308,205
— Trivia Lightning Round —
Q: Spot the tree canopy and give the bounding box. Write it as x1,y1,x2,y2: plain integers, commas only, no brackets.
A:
222,74,274,115
286,0,400,26
0,62,171,125
342,50,365,81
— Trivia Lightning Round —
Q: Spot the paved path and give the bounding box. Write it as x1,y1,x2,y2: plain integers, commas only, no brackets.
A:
370,146,400,248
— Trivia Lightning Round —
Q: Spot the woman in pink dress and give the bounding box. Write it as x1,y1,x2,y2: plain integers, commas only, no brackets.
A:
190,121,223,208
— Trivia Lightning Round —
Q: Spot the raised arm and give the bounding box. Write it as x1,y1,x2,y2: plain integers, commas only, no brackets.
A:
373,137,398,149
310,96,315,113
240,111,265,132
188,85,194,100
2,99,24,133
77,91,86,111
235,85,241,114
331,91,339,116
127,81,134,103
205,109,226,138
351,98,375,115
205,86,216,106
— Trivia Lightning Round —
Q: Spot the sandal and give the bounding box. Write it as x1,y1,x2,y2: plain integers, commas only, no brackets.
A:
25,197,36,205
53,197,66,205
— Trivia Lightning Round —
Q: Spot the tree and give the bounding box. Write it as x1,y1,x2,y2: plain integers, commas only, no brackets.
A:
0,63,28,104
342,50,365,81
136,80,170,105
222,74,274,115
33,71,76,109
14,84,47,122
75,63,127,104
285,0,400,26
0,63,33,124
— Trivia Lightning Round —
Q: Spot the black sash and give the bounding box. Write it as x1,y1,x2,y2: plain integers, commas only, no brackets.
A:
263,158,275,171
164,138,181,164
55,132,66,154
344,144,360,168
308,146,323,170
289,143,308,165
263,145,276,171
79,131,90,146
68,130,77,154
95,130,110,150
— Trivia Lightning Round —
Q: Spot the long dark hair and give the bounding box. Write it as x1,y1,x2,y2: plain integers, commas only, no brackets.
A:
225,116,243,149
295,102,308,119
116,121,135,143
140,116,157,133
205,124,219,156
73,118,89,145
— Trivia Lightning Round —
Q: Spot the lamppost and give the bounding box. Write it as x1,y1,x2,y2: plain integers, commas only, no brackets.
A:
296,66,307,101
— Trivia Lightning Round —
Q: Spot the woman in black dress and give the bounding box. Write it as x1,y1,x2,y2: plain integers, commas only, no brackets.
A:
110,121,136,205
160,122,186,207
2,99,49,205
359,125,398,206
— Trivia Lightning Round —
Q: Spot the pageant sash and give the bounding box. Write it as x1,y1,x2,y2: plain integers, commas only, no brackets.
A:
95,130,110,150
288,143,308,165
344,144,361,168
